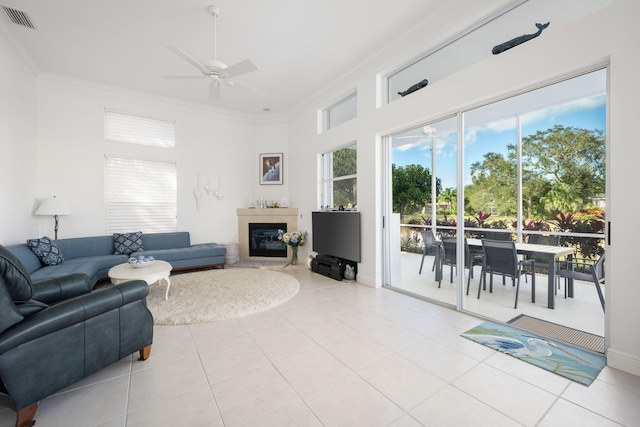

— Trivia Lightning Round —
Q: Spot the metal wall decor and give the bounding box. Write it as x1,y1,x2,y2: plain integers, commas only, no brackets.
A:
398,79,429,97
492,22,550,55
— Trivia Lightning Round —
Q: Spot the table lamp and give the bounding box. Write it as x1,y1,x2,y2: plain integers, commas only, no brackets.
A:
35,196,72,239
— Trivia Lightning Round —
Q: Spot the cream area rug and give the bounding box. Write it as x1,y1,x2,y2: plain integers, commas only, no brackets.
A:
145,268,299,325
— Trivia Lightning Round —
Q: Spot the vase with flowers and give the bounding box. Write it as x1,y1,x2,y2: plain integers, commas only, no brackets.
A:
278,229,308,265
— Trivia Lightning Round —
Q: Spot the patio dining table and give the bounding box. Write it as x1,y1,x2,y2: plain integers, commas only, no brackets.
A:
434,238,576,309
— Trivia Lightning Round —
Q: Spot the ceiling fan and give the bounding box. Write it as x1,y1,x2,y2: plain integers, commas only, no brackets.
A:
166,5,264,101
393,125,454,157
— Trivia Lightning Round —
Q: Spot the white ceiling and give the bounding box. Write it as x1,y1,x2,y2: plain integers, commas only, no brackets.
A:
0,0,462,115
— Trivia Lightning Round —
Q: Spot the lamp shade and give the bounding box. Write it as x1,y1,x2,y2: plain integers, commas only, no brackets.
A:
35,196,72,216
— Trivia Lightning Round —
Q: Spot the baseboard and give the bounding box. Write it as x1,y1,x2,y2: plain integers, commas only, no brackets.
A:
355,273,377,288
606,348,640,376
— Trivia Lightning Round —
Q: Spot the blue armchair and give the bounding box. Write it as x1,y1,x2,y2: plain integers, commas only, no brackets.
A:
0,244,153,427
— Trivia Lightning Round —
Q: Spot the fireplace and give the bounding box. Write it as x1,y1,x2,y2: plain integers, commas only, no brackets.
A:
237,208,298,261
249,223,287,257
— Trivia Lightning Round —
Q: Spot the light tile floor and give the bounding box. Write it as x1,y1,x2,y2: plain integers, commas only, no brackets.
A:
1,265,638,427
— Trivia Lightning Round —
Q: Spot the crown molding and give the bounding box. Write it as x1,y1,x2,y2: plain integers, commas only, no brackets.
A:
37,72,289,125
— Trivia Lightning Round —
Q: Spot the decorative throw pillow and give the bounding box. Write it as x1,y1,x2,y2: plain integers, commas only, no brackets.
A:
114,231,144,255
26,237,65,266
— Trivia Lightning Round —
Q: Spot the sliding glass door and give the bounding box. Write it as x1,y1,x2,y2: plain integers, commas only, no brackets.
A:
384,68,606,337
461,69,606,336
385,116,458,306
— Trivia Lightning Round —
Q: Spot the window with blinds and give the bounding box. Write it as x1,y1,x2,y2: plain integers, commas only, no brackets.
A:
105,157,177,234
105,110,176,147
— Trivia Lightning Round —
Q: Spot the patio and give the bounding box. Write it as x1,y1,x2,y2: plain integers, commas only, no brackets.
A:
392,251,605,338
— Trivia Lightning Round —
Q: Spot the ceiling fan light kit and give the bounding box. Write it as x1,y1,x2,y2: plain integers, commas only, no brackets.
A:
166,5,264,102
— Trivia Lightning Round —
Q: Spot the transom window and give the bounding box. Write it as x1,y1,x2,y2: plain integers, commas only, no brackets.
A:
105,110,176,148
321,92,357,132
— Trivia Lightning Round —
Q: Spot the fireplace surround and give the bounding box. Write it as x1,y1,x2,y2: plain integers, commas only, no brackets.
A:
237,208,298,261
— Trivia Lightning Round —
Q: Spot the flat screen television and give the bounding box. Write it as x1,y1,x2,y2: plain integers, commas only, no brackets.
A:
312,211,361,263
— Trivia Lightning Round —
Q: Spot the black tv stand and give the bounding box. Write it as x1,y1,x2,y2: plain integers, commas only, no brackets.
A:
311,254,357,281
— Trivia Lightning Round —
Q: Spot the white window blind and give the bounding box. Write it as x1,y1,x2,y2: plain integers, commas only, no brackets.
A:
105,157,177,234
105,110,176,147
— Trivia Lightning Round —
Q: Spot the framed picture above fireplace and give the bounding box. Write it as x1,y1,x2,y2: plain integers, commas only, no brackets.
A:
259,153,283,185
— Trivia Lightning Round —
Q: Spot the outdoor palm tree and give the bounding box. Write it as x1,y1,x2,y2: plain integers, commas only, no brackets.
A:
439,187,457,214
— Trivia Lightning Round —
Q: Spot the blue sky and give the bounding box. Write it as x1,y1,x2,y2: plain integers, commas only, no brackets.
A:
392,94,606,190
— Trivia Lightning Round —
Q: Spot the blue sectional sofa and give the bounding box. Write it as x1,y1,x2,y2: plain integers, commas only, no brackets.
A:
7,232,226,287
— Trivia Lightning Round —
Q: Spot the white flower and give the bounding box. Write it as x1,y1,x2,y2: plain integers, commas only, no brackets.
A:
278,230,308,247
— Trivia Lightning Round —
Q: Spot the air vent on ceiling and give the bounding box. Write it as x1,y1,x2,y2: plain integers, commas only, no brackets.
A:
2,6,36,29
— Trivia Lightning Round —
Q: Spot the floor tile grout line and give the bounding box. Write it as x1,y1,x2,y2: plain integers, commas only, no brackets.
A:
449,381,525,426
285,299,446,423
255,292,418,425
121,356,134,427
533,383,572,427
188,323,226,425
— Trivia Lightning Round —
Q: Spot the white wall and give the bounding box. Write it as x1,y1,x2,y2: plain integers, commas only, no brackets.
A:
30,75,289,246
605,0,640,376
287,0,640,375
0,23,39,244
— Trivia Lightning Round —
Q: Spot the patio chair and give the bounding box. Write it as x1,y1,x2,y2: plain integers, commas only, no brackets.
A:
528,234,560,246
418,229,439,274
556,253,605,312
479,239,535,309
439,237,483,292
482,230,512,241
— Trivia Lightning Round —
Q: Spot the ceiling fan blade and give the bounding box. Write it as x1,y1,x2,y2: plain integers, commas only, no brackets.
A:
221,59,258,79
225,79,266,99
209,81,221,101
167,46,211,76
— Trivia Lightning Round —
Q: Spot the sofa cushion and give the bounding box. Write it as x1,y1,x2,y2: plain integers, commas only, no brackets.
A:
0,276,23,333
29,255,128,285
133,243,225,262
114,232,144,255
141,232,190,250
55,236,114,260
27,237,65,266
7,244,42,274
191,243,227,257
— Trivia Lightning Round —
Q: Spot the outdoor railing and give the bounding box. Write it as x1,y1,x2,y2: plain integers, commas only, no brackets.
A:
400,223,604,260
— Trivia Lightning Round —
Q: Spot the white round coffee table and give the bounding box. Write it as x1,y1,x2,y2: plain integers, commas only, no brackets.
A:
108,260,172,300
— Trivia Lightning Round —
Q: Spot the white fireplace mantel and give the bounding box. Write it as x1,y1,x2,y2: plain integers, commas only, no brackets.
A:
237,208,298,261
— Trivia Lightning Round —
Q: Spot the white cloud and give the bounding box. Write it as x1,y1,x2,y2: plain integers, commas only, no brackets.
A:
522,96,605,126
